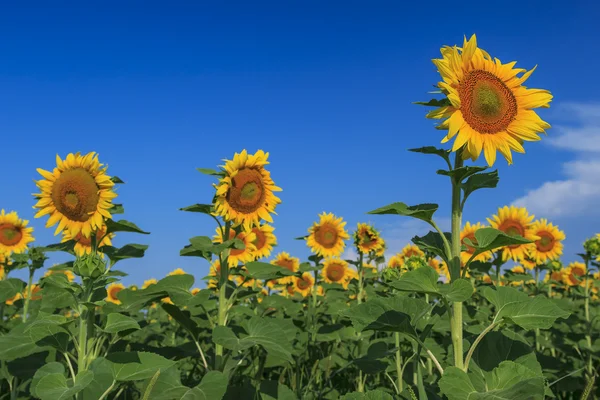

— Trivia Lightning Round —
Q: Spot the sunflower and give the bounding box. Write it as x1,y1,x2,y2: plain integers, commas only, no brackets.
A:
44,268,75,282
526,219,565,265
168,268,187,276
460,222,492,264
306,212,349,257
268,252,300,287
5,292,22,305
428,34,552,166
142,279,158,289
24,284,42,301
213,227,257,267
487,206,537,261
401,244,425,259
214,150,282,230
544,270,566,287
428,258,447,276
34,152,117,238
321,258,351,288
354,223,385,255
62,222,114,257
387,254,404,269
207,259,235,289
234,270,263,289
250,224,276,259
106,283,125,304
564,262,586,287
520,257,537,271
0,210,35,255
292,272,314,297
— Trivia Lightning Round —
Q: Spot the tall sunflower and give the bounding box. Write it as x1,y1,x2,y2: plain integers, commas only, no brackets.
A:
106,283,125,304
250,224,277,260
0,210,35,255
527,219,565,264
214,150,282,231
428,34,552,166
61,223,114,257
353,223,385,255
544,270,566,287
306,212,349,257
487,206,537,261
34,152,117,238
321,258,351,289
292,272,314,297
213,227,257,267
460,222,492,265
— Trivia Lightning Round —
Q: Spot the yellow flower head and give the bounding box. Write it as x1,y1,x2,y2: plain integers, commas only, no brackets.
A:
268,252,300,287
250,223,277,260
106,283,125,305
168,268,186,276
34,152,117,238
353,223,385,255
487,206,537,262
142,279,158,289
428,34,552,166
564,262,586,287
0,210,35,255
61,222,114,257
387,253,404,269
400,244,425,260
460,222,492,264
527,219,565,264
321,258,351,288
306,212,349,257
213,227,257,267
292,272,315,297
214,150,282,231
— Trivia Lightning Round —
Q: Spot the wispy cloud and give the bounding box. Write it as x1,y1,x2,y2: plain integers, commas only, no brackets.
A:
512,103,600,218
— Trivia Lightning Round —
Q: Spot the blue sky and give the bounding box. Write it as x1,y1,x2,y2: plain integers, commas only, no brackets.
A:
2,1,599,286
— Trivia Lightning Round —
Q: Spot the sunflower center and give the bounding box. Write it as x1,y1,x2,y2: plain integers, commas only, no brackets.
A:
51,168,100,222
326,264,345,282
498,220,525,249
536,231,555,252
459,70,518,134
315,224,339,249
297,278,311,290
276,259,295,272
252,228,266,250
226,168,266,214
0,224,23,246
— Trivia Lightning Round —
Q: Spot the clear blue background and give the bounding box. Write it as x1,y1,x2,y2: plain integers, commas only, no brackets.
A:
2,1,598,285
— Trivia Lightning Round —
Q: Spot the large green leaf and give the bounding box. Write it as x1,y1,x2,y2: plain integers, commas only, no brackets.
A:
245,261,295,280
180,204,214,214
161,303,200,338
412,231,451,263
182,371,228,400
341,390,394,400
103,244,149,262
462,170,499,201
439,279,474,302
367,202,438,224
0,324,44,361
0,278,25,302
258,380,297,400
464,228,531,256
105,219,150,234
35,371,94,400
437,165,488,183
389,266,440,295
408,146,451,165
81,358,115,400
104,313,141,334
105,351,176,381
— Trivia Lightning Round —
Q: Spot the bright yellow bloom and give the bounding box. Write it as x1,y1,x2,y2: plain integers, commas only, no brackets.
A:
168,268,186,276
321,258,351,288
428,258,447,276
250,224,276,260
428,34,552,166
61,223,114,257
214,150,282,231
24,284,42,300
161,297,174,305
142,279,158,289
34,152,117,238
207,259,235,289
387,253,404,269
401,244,425,260
0,210,35,255
268,252,300,287
213,227,257,267
306,212,349,257
292,272,314,297
353,223,385,255
564,262,586,287
106,283,125,304
527,219,565,264
544,270,566,287
460,222,492,264
487,206,537,262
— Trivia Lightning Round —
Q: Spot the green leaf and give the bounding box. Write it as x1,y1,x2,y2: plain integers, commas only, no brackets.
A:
258,381,297,400
0,278,25,302
180,204,215,214
408,146,451,165
470,330,538,374
161,303,200,338
462,170,499,202
103,243,149,262
245,261,295,280
40,241,76,255
367,202,438,224
183,371,228,400
341,390,394,400
104,313,141,334
109,203,125,215
389,266,440,295
437,165,488,183
440,279,474,302
82,358,115,400
105,351,176,381
197,167,225,177
7,351,50,379
105,219,150,234
35,371,94,400
465,228,531,256
412,231,451,263
111,176,125,184
413,98,452,107
31,362,66,398
354,342,390,374
25,313,71,352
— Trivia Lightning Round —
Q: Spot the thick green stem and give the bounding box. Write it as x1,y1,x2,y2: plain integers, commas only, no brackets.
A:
464,322,498,371
584,259,592,377
357,252,364,304
77,306,88,373
450,152,464,369
395,332,404,393
21,268,35,323
215,282,228,369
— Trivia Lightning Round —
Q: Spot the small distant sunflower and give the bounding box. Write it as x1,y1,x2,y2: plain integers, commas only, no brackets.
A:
428,34,552,166
62,223,114,257
250,224,276,259
544,270,565,287
564,262,586,287
481,275,493,284
5,292,22,305
292,272,315,297
106,283,125,304
142,279,158,289
44,268,75,282
306,212,349,257
0,210,35,255
34,152,117,238
168,268,186,276
520,257,537,271
374,242,387,258
213,227,257,267
400,244,425,260
487,206,537,261
428,258,447,276
269,252,300,287
528,219,565,264
214,150,282,230
460,222,492,264
354,223,385,255
161,297,174,305
321,258,351,288
387,254,404,269
234,270,263,289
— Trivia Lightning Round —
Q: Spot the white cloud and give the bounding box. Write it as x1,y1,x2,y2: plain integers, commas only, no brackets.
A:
512,103,600,218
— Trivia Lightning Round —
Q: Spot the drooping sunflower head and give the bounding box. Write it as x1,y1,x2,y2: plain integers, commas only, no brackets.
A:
168,268,187,276
565,262,586,286
214,150,282,231
142,278,158,289
321,258,351,288
353,223,385,255
428,34,552,166
106,283,125,305
34,152,117,238
213,227,257,267
44,268,76,282
250,224,276,260
0,210,35,255
527,219,565,264
460,222,492,264
306,212,350,257
61,223,114,257
292,272,315,297
487,206,537,262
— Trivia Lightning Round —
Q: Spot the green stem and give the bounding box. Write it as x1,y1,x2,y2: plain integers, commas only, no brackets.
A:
395,333,404,393
584,258,593,377
77,305,88,373
21,267,35,323
215,221,231,370
463,321,498,371
357,252,364,304
64,352,77,382
450,151,464,369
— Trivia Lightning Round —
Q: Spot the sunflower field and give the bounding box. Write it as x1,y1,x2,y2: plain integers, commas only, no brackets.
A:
1,34,599,400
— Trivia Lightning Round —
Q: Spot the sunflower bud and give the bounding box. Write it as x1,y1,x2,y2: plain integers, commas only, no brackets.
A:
583,236,600,257
548,259,563,272
73,253,106,279
404,255,428,271
382,266,402,282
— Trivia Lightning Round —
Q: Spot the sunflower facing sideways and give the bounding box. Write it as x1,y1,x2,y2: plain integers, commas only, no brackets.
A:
0,210,35,255
564,262,586,287
61,223,115,257
214,150,282,231
306,212,350,258
321,258,351,289
213,227,257,267
353,223,385,255
34,152,117,238
106,283,125,305
460,222,492,265
291,272,315,297
427,34,552,166
488,206,538,262
527,219,565,265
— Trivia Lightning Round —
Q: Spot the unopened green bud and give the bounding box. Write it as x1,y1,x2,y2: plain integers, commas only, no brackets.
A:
404,255,427,271
382,266,402,282
73,253,106,279
548,259,563,272
583,236,600,256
